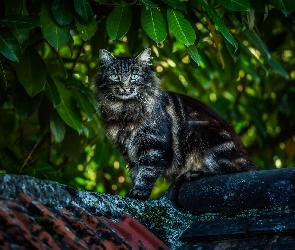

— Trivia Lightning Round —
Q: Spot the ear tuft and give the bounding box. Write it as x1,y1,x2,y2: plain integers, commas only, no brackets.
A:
99,49,115,65
136,48,152,65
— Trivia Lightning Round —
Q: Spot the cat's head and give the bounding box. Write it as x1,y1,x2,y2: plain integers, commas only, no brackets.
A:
97,48,159,101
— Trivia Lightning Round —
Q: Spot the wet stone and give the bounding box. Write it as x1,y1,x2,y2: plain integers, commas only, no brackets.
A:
180,217,250,241
179,236,295,250
248,212,295,237
167,168,295,213
0,174,73,207
180,211,295,244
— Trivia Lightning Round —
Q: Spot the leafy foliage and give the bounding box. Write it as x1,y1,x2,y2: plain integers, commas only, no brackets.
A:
0,0,295,199
16,47,46,97
40,1,71,50
141,8,167,43
0,30,21,62
106,5,132,40
167,9,196,45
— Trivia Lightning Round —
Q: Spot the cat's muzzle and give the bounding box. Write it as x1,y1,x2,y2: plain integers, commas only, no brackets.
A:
114,87,137,100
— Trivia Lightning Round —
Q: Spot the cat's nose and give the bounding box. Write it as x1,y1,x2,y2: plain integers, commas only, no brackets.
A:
121,80,130,90
122,85,129,91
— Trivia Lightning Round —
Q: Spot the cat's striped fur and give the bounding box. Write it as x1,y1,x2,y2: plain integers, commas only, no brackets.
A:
95,48,257,200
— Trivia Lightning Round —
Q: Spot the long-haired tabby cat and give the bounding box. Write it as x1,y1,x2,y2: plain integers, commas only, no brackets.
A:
95,48,257,200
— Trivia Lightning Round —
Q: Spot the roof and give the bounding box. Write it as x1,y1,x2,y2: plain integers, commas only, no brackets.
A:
0,192,168,249
1,168,295,249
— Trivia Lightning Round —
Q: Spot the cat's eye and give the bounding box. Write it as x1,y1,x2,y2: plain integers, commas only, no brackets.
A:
110,74,119,81
131,74,139,80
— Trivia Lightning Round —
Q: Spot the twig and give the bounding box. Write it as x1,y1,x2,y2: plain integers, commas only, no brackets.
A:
204,12,225,68
70,41,85,74
19,136,42,173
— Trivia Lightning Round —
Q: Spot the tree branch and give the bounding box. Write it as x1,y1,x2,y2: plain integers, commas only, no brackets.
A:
70,41,85,74
19,136,42,173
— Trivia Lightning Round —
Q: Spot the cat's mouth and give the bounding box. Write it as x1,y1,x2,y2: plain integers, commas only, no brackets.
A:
113,88,137,100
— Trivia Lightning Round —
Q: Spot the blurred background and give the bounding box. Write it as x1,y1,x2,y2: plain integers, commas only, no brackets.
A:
0,0,295,198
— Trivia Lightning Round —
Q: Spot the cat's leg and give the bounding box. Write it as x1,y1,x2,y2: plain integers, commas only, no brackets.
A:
126,151,168,200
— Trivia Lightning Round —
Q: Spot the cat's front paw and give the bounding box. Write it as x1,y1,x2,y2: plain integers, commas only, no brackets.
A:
182,170,214,181
126,188,149,200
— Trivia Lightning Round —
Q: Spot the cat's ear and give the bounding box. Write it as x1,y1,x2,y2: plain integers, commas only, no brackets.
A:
136,48,152,65
99,49,115,65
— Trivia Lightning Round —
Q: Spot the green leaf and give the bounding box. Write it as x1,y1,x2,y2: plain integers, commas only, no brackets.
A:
139,0,158,10
80,84,97,107
0,30,21,62
16,48,46,97
54,79,83,133
44,75,61,107
186,44,201,65
0,15,40,29
75,16,97,41
215,0,250,11
243,31,287,79
106,5,132,40
162,0,187,12
167,9,196,45
4,0,30,43
238,38,269,76
268,56,289,79
50,109,66,143
40,1,70,50
52,0,74,26
194,0,238,50
141,8,167,43
12,28,30,44
269,0,295,16
82,125,89,138
14,85,42,120
243,30,271,60
74,0,94,23
224,38,240,61
72,88,94,121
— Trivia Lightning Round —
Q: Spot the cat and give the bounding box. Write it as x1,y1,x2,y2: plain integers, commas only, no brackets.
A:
94,48,257,200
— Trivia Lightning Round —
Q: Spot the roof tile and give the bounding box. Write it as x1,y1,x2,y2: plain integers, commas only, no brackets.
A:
0,193,168,250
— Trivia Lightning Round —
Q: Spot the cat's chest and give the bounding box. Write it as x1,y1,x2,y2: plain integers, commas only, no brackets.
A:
106,123,140,162
106,123,137,142
106,124,119,141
